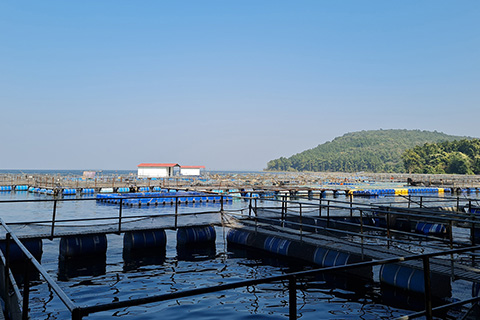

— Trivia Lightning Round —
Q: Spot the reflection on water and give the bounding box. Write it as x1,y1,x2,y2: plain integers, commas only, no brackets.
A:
58,255,107,281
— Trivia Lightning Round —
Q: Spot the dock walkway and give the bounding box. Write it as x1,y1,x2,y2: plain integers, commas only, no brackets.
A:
0,212,222,241
228,215,480,283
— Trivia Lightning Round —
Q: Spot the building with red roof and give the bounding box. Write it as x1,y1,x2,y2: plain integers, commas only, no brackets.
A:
137,163,205,177
179,165,206,176
137,163,180,178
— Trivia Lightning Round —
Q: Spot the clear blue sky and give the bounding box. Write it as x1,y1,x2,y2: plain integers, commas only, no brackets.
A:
1,1,479,171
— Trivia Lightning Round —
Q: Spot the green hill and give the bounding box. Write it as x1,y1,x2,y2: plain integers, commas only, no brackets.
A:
266,129,470,173
403,139,480,174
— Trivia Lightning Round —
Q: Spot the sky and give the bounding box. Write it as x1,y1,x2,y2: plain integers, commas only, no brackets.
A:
1,1,479,171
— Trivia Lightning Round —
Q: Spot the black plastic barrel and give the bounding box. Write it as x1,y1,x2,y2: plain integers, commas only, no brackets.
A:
177,225,216,245
59,234,107,258
124,229,167,251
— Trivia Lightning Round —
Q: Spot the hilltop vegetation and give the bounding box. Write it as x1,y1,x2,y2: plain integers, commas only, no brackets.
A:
266,129,469,173
403,139,480,174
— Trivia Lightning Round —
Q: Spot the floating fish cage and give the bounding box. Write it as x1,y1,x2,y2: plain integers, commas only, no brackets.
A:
351,187,451,197
96,191,233,206
0,193,480,319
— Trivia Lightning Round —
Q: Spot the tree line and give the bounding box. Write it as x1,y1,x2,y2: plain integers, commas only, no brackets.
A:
402,139,480,174
266,129,470,173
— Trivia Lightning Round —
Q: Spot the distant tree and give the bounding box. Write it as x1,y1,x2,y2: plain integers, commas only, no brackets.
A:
446,152,473,174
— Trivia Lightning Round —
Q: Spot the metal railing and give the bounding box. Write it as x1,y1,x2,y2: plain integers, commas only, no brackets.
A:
1,194,480,319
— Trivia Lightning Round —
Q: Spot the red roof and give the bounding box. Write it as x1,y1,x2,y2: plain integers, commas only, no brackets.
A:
137,163,179,168
181,165,206,169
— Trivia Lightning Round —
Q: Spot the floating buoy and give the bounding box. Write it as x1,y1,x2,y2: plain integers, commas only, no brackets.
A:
415,222,446,235
62,189,76,195
124,229,166,252
227,229,252,246
313,247,350,267
60,234,107,258
0,239,43,263
264,236,291,255
177,225,216,245
380,263,451,297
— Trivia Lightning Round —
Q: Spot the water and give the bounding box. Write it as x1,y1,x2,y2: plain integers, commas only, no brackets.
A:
0,186,476,319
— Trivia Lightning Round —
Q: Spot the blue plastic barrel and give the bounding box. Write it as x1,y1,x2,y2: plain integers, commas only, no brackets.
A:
313,247,350,267
0,186,12,191
59,234,107,258
380,264,424,293
177,226,216,245
117,187,130,193
415,222,446,235
124,229,167,251
264,236,291,255
82,188,95,194
15,185,29,191
0,239,43,263
227,229,251,246
63,189,76,195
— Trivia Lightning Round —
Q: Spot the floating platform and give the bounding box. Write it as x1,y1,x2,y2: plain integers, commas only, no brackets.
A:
96,191,233,206
224,214,479,297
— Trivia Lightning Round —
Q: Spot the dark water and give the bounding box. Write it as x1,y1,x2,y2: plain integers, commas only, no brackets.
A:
0,184,475,318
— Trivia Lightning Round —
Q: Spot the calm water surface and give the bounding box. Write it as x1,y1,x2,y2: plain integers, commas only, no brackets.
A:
0,189,474,319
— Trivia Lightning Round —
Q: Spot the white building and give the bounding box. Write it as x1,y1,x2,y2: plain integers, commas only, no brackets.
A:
137,163,180,178
180,165,205,176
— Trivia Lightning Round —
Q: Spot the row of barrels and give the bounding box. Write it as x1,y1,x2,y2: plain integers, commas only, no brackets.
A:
0,224,455,299
351,187,451,197
96,192,233,206
0,185,29,191
227,228,451,298
0,225,216,264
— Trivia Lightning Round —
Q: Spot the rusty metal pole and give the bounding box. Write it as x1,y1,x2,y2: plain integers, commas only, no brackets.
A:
319,197,322,217
249,197,252,218
175,197,179,229
423,256,433,320
299,203,302,237
50,200,57,239
118,198,123,234
289,276,297,320
5,233,11,294
349,193,353,217
387,210,391,249
327,200,330,228
22,261,31,320
360,210,364,240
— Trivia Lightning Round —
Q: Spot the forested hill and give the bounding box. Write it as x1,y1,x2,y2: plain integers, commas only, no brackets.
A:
403,139,480,174
266,129,470,173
